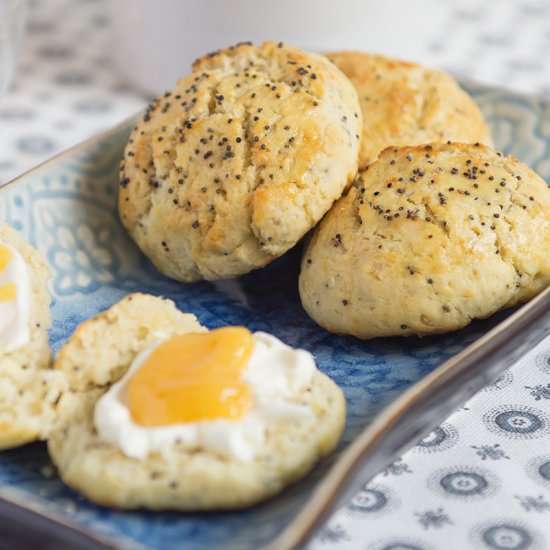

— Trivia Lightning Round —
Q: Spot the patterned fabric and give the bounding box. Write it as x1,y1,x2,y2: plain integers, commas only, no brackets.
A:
0,1,548,549
309,338,550,550
427,0,550,96
0,0,145,185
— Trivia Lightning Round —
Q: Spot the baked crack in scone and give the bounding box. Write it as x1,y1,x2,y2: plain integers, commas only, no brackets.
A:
299,143,550,339
48,293,345,510
0,223,66,449
326,52,494,169
119,41,362,282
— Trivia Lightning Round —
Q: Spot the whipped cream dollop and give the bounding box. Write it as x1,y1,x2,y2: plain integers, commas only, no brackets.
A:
94,332,316,462
0,243,31,353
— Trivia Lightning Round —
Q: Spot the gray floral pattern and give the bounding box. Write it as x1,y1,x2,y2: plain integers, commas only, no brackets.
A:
416,509,452,530
515,495,550,513
471,443,510,461
524,384,550,401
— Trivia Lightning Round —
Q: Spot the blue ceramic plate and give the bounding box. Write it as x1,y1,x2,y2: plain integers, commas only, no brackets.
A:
0,82,549,549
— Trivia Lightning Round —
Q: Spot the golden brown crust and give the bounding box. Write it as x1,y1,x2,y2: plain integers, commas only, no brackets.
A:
326,51,494,169
49,293,346,510
299,143,550,339
119,41,361,282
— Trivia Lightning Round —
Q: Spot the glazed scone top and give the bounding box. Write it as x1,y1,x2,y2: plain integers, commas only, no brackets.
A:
299,142,550,339
119,41,361,282
326,52,493,169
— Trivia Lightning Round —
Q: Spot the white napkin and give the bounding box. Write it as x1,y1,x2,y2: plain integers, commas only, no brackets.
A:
309,336,550,550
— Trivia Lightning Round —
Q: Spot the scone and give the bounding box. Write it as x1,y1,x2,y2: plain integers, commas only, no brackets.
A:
0,223,66,449
299,143,550,339
48,293,345,510
325,52,493,169
119,41,362,282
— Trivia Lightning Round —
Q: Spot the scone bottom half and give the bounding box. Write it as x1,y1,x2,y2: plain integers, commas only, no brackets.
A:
299,142,550,339
0,223,67,450
48,293,346,511
118,41,362,283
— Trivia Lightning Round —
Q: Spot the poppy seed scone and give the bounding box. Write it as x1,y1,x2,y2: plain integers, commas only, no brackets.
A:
48,293,345,510
325,52,493,169
118,41,362,282
0,224,67,449
299,143,550,339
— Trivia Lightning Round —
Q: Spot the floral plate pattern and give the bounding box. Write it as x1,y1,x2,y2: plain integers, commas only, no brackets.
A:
0,82,548,549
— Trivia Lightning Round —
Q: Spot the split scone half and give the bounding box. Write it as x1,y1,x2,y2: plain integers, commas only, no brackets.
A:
0,223,66,449
299,143,550,339
118,41,362,282
48,293,345,510
326,52,494,169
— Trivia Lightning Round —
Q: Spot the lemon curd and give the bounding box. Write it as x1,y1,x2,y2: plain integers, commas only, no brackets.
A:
0,241,31,353
128,327,255,426
0,245,16,303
